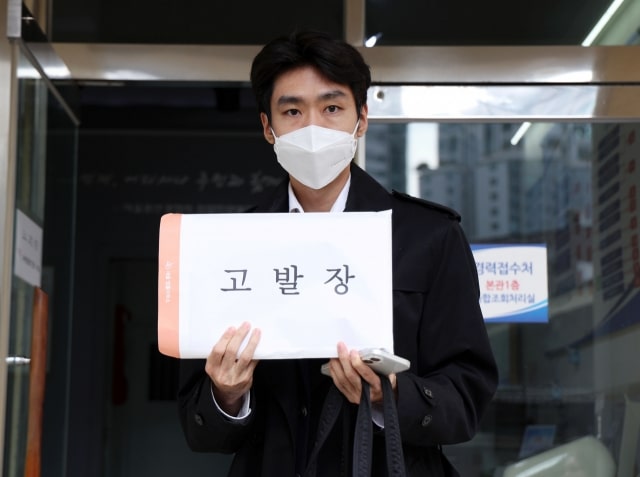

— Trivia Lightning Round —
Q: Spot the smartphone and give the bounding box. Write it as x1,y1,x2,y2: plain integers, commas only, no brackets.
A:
320,348,410,376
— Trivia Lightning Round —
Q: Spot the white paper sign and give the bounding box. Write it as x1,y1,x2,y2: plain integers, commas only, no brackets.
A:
158,211,393,359
13,209,43,287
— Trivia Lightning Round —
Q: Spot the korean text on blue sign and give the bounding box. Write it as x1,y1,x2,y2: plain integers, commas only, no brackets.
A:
471,244,548,323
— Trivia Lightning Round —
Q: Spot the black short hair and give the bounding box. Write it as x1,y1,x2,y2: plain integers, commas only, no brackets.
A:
250,30,371,120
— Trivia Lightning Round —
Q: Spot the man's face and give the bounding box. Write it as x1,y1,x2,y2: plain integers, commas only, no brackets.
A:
260,65,368,144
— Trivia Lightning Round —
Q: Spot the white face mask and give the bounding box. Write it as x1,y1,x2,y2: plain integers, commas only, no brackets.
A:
272,122,359,190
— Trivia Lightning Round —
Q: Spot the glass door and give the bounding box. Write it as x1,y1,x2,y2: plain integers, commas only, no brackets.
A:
2,41,79,477
364,85,640,475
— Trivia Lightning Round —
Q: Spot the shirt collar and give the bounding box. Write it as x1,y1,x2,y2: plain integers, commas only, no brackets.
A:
288,175,351,213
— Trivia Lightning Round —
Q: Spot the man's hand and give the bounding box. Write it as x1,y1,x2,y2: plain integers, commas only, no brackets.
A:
325,342,397,404
205,322,261,416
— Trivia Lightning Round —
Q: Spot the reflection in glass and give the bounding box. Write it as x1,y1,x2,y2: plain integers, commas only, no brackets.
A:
365,121,640,476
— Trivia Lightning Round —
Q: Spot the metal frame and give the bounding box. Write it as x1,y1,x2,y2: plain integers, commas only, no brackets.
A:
0,0,20,472
51,43,640,122
51,43,640,84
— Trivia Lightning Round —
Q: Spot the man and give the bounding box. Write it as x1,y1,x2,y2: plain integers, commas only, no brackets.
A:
178,30,498,476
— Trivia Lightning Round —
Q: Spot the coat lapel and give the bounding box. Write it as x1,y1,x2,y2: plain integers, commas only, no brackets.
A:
344,163,393,212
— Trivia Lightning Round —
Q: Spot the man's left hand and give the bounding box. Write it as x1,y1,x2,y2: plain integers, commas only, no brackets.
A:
325,342,397,404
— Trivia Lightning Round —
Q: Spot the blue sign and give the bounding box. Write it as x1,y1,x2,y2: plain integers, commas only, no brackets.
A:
471,244,548,323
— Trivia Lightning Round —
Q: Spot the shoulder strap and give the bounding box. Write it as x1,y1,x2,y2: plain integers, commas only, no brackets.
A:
303,385,345,477
352,377,406,477
380,377,406,476
305,378,407,477
352,381,373,476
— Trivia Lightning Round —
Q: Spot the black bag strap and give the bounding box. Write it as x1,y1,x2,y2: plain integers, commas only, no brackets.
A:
303,384,345,477
352,376,406,477
304,377,407,477
352,381,373,476
380,376,406,476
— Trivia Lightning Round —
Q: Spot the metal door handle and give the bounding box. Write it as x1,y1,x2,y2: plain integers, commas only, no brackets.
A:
5,356,31,365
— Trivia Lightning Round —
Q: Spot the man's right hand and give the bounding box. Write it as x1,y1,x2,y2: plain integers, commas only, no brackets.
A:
205,321,261,416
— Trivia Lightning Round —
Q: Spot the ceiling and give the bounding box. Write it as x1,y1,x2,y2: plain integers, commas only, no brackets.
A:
364,0,616,45
39,0,640,117
50,0,619,46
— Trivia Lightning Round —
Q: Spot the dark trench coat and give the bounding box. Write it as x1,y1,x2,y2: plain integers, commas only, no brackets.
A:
178,163,498,476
